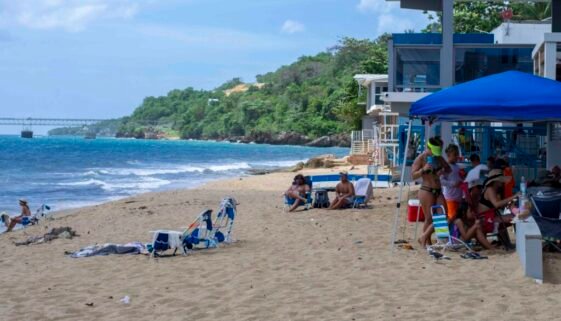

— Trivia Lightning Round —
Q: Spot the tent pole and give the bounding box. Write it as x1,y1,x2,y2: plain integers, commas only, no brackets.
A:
390,119,413,252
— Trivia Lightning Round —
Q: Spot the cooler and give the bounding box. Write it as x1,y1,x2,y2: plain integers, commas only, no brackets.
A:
407,199,425,222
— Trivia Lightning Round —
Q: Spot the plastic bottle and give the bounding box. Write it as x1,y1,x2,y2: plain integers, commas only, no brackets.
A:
520,176,527,196
519,176,527,211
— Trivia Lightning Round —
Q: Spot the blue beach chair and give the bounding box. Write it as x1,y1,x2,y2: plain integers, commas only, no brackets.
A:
283,193,312,212
210,197,237,244
428,205,472,256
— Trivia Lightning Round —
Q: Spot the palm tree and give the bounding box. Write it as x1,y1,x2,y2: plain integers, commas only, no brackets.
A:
512,2,551,21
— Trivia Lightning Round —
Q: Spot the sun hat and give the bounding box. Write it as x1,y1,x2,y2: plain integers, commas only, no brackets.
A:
339,171,348,176
484,169,511,187
19,199,28,205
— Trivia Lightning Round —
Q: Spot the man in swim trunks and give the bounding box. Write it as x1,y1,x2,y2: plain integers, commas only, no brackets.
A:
329,171,355,210
412,137,451,247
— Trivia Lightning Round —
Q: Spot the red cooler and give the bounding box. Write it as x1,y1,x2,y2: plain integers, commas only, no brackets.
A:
407,199,425,222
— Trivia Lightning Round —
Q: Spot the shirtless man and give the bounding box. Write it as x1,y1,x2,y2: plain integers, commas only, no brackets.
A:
329,172,355,210
412,137,451,247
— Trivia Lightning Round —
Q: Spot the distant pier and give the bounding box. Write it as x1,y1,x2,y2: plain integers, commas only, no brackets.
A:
0,117,109,139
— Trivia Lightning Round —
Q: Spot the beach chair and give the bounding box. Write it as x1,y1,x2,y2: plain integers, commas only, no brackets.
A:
150,229,185,257
530,194,561,219
149,209,215,257
428,205,472,255
182,209,217,251
532,215,561,252
284,176,313,212
353,177,373,208
283,193,312,212
210,197,237,244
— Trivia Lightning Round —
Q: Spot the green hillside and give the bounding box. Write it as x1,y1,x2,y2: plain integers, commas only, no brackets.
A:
117,36,389,142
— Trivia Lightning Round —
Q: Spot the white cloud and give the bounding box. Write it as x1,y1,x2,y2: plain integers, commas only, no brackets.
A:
280,20,305,34
0,0,140,32
357,0,394,14
136,24,299,51
376,13,415,34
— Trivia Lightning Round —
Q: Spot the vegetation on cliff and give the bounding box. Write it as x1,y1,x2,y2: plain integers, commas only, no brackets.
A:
117,36,389,141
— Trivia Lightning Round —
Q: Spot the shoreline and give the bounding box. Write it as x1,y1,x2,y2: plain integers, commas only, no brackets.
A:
2,165,561,321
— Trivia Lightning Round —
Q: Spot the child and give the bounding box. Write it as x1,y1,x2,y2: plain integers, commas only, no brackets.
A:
452,202,492,250
440,144,463,220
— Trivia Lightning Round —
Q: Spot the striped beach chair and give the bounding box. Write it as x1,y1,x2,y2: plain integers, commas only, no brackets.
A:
429,205,472,255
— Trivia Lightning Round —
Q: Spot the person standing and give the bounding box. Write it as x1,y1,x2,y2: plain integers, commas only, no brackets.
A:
412,137,451,247
440,144,463,220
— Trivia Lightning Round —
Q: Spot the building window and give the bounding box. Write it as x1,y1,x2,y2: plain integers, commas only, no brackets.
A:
395,48,440,92
552,123,561,142
455,47,533,84
374,86,388,105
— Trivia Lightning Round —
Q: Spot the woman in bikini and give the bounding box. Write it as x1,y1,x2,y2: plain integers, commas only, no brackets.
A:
5,199,32,232
412,137,451,247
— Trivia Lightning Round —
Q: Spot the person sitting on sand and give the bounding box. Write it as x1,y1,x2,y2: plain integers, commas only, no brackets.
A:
452,201,492,250
284,174,310,212
328,172,355,210
5,199,32,232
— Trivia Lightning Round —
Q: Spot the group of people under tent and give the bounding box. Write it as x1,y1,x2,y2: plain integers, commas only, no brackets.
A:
412,137,524,250
283,172,357,212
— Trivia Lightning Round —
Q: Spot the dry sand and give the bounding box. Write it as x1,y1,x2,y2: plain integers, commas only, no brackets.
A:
1,169,561,321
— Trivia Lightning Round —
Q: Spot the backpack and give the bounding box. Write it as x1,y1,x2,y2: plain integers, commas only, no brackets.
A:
313,189,330,208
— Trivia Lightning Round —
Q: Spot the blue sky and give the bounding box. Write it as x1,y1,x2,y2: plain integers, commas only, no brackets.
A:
0,0,428,127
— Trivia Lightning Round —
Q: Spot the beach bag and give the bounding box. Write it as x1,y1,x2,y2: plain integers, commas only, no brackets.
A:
313,190,330,208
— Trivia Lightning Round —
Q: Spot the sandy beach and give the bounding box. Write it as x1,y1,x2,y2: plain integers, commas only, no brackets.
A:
1,168,561,321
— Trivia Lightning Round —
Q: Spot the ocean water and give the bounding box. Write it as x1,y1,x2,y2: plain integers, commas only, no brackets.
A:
0,135,347,218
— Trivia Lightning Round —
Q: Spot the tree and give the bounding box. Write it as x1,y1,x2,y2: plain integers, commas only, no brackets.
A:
423,2,552,33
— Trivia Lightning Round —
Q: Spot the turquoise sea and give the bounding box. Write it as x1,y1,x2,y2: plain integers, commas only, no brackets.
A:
0,136,347,221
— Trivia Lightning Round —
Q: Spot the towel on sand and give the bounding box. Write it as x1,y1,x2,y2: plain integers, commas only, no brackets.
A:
68,242,147,258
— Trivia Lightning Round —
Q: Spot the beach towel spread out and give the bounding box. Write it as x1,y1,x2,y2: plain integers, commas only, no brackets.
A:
69,242,147,258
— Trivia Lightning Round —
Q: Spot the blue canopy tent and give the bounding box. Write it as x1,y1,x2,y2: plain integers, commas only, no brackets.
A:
390,71,561,250
410,71,561,122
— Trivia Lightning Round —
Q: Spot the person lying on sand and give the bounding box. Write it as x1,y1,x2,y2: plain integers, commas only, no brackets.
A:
5,199,32,232
328,172,355,210
284,174,310,212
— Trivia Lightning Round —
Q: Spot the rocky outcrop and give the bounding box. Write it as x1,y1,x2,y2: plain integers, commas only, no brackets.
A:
119,130,350,147
305,134,350,148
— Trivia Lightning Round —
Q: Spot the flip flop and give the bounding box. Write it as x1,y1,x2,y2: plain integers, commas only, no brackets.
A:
461,252,488,260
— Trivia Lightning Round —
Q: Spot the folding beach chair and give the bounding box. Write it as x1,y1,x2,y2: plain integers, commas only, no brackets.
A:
283,176,313,212
353,177,373,208
210,197,237,244
531,194,561,252
428,205,472,255
283,193,312,212
182,209,217,251
532,215,561,252
149,209,215,258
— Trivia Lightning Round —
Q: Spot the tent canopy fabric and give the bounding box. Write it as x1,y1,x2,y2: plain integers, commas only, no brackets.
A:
410,71,561,122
